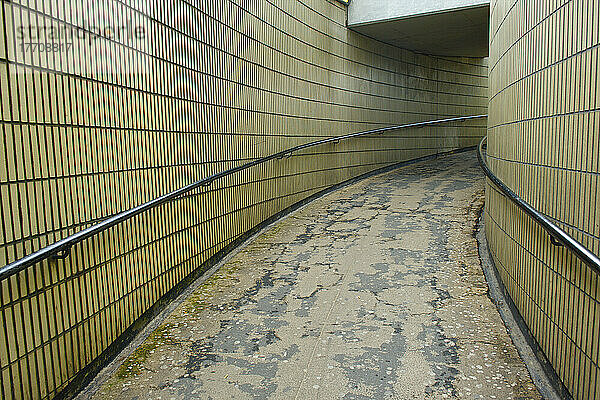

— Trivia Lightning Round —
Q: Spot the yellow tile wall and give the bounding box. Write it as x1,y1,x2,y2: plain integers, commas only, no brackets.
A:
487,1,599,399
0,0,487,398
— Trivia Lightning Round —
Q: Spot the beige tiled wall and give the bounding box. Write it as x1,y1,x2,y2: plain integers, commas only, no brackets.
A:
486,1,600,398
0,0,487,398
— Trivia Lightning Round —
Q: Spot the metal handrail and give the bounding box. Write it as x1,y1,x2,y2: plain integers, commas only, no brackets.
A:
478,136,600,275
0,114,487,280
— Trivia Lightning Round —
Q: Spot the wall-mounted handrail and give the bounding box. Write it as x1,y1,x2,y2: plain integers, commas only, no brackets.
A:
0,114,487,280
478,136,600,275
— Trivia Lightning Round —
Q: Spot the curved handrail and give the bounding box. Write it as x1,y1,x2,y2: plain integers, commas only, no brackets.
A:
0,114,487,280
478,136,600,275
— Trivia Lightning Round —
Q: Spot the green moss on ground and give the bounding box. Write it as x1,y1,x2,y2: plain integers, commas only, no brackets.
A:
115,323,178,379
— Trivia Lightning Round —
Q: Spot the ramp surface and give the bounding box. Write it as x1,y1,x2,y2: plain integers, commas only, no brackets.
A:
90,152,540,400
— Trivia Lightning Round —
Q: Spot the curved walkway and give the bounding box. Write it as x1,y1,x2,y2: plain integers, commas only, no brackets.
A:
89,152,541,399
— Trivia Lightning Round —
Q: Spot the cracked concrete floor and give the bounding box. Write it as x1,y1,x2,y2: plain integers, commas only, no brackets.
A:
89,151,542,400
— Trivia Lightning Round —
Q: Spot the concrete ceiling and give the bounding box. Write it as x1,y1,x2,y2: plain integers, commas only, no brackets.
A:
348,4,490,57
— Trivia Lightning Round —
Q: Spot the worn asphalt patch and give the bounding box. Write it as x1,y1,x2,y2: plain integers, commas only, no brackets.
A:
86,152,542,400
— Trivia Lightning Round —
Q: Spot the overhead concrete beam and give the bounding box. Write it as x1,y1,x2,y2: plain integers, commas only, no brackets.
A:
348,0,490,57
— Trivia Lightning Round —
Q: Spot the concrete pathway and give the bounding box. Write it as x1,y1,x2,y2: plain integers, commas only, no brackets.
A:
90,152,541,400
